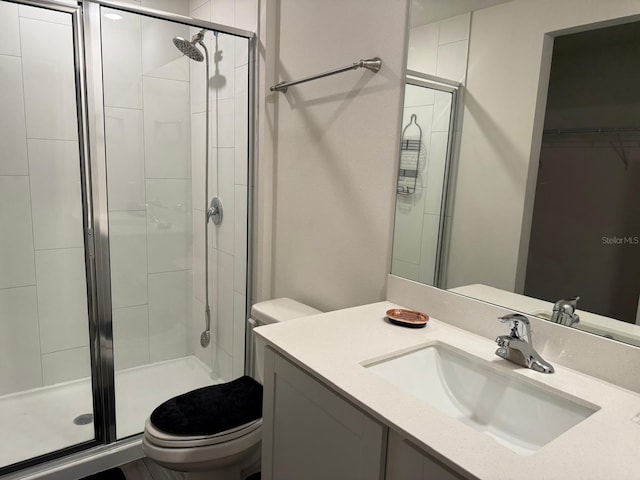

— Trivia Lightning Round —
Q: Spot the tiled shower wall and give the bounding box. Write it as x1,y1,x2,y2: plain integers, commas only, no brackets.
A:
391,13,470,285
103,1,194,373
392,86,453,284
106,0,256,380
0,4,89,395
188,0,257,381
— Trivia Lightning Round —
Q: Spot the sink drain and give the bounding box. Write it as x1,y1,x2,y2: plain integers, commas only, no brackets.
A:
73,413,93,426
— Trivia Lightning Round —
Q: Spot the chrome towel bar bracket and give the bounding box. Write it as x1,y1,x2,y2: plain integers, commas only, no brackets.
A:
270,57,382,93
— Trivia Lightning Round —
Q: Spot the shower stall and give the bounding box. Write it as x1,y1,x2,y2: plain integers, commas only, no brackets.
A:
0,0,254,475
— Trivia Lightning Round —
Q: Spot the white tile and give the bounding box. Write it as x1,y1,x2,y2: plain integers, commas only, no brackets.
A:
418,214,441,285
42,347,91,385
438,13,470,45
436,40,469,83
235,0,257,34
141,16,189,81
190,297,213,367
234,65,249,186
189,44,207,113
143,76,191,179
391,258,421,283
18,5,71,25
0,287,42,395
392,193,425,265
209,32,235,101
214,345,233,381
0,177,35,289
142,0,189,16
101,9,143,109
109,211,148,308
432,90,453,133
0,3,20,56
207,226,218,299
105,107,145,211
190,0,209,14
36,248,89,354
113,305,150,370
20,17,78,140
28,139,84,250
211,97,235,148
191,112,206,207
212,148,235,255
234,186,247,295
191,1,211,21
404,83,435,108
191,212,206,303
424,131,449,216
146,179,192,272
408,23,438,75
148,271,189,361
232,292,246,378
216,252,234,354
234,35,250,68
210,0,234,26
0,56,27,175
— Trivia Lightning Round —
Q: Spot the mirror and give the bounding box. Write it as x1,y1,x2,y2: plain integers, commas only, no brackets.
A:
392,0,640,347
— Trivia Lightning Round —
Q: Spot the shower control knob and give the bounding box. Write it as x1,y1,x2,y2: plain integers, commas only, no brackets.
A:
208,197,223,225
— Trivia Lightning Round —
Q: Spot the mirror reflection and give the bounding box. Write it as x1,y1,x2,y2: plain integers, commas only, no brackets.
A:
393,0,640,346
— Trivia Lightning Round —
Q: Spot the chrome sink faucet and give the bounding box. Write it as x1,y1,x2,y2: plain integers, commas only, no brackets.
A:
495,313,554,374
551,296,580,326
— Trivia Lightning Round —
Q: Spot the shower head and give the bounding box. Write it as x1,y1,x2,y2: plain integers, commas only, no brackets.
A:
173,31,205,62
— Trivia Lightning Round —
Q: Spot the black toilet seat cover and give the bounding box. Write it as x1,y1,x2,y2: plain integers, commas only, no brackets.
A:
150,376,263,436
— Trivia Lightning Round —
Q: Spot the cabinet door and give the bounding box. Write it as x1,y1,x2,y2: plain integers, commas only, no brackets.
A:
262,348,386,480
386,430,470,480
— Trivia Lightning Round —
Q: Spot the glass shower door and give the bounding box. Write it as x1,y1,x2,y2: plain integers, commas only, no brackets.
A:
0,1,95,471
391,78,457,287
99,5,251,440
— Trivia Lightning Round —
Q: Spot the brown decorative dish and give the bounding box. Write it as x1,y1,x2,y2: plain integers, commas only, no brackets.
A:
385,308,429,328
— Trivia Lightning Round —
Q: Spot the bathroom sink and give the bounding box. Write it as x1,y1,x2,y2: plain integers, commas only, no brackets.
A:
364,342,598,455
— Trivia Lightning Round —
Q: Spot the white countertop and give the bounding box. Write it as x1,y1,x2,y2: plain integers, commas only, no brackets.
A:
255,301,640,480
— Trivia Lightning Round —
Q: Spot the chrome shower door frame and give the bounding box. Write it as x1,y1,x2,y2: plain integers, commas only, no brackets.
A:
82,0,257,444
0,0,103,474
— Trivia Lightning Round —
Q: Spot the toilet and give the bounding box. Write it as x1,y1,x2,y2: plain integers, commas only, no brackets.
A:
142,298,322,480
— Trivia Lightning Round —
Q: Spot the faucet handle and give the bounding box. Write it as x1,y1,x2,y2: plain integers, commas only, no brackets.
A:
553,295,580,313
551,296,580,325
498,313,531,341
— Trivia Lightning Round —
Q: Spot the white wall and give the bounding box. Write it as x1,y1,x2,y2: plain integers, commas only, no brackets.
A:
258,0,409,312
447,0,640,291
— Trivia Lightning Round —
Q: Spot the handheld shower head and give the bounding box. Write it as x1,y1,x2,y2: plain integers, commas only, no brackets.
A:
173,30,205,62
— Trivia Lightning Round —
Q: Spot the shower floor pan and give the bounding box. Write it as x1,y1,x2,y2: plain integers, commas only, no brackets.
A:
0,355,218,469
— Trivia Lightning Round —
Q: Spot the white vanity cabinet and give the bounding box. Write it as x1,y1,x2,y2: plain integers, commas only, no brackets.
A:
386,430,470,480
261,348,386,480
261,347,471,480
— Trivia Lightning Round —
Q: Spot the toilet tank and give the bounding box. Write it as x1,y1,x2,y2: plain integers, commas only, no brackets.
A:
250,298,321,382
